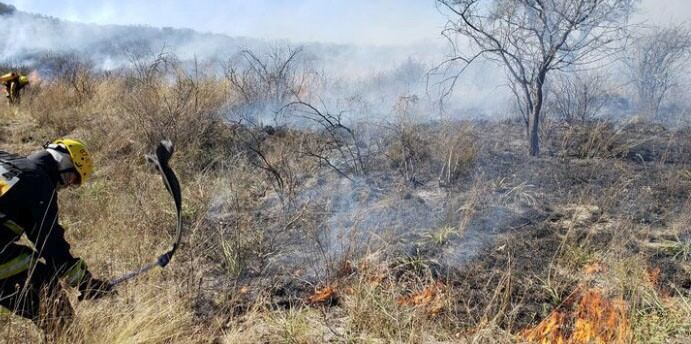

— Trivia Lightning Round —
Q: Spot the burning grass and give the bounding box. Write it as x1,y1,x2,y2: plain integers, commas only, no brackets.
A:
522,289,631,344
397,281,446,317
306,285,338,306
1,60,690,343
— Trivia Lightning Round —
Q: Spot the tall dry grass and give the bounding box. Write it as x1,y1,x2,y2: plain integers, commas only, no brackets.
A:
0,52,689,343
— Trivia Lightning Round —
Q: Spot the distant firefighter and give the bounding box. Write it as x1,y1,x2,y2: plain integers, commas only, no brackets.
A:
0,72,29,105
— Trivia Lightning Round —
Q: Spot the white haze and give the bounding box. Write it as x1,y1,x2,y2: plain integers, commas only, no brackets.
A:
1,1,688,123
0,4,513,122
2,1,689,278
4,0,446,46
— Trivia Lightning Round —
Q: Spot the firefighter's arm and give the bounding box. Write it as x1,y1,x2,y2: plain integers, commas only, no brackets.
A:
27,199,109,295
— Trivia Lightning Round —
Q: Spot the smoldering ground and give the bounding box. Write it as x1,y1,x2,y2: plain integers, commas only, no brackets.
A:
1,2,690,342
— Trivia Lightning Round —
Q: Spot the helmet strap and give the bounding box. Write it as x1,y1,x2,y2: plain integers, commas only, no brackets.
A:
46,143,70,154
58,167,80,186
46,145,79,185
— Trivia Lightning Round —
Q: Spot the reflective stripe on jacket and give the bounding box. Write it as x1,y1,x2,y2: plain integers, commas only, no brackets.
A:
0,150,91,284
0,252,35,280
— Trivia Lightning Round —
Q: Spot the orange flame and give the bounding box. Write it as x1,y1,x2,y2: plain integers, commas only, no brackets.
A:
523,289,630,344
307,285,337,305
397,281,446,316
28,70,41,84
572,291,631,343
522,311,567,344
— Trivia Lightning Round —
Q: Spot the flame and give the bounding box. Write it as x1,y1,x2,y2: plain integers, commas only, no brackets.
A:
572,291,630,343
397,281,446,316
307,285,337,305
523,311,567,344
28,70,41,84
522,289,630,344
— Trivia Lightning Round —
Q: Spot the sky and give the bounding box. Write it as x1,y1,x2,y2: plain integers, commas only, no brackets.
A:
3,0,690,45
3,0,447,45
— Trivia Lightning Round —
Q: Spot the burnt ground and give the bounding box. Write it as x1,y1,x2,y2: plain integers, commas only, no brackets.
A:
187,118,691,337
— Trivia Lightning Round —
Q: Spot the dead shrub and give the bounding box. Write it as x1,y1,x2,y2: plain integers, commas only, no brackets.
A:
384,119,477,187
120,53,228,171
558,121,629,159
434,122,478,187
382,96,434,185
26,82,91,137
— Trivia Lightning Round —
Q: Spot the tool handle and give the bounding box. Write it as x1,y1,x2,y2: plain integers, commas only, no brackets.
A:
109,261,158,287
109,250,174,287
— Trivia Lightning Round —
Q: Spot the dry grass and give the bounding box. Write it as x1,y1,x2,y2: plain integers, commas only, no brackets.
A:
0,57,690,343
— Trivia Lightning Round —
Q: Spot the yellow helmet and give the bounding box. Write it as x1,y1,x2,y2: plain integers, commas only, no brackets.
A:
18,75,28,85
53,138,93,184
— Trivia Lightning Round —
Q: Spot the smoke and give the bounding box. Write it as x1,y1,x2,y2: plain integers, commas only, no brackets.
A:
3,2,691,124
0,9,254,69
0,3,570,285
0,5,514,122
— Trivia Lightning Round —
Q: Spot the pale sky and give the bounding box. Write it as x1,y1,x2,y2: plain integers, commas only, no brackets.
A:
3,0,690,45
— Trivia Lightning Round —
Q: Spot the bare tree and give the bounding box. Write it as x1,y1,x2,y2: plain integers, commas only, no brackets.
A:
625,24,691,119
283,99,367,179
437,0,635,156
550,71,610,123
222,47,325,198
224,46,316,126
36,52,98,103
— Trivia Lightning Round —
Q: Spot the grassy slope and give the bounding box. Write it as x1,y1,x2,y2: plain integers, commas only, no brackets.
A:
0,69,689,343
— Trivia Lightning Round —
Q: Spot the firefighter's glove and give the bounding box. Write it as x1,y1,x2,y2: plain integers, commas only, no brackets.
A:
78,278,116,301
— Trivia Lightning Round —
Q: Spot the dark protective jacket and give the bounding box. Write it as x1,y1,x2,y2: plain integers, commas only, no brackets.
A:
0,150,89,284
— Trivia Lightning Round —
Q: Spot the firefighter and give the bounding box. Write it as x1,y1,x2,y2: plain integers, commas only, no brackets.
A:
0,139,112,335
0,72,29,104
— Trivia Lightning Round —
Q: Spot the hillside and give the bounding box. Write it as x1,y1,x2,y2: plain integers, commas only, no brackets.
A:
0,1,689,343
0,2,445,80
0,4,264,65
0,55,689,343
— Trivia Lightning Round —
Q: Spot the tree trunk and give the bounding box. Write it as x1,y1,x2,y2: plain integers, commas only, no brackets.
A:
529,109,540,156
529,74,546,157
